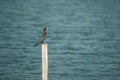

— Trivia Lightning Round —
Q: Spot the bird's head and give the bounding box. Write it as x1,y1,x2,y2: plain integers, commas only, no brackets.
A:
44,27,47,32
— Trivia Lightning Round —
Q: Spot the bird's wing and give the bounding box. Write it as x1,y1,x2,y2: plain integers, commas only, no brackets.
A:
39,35,45,43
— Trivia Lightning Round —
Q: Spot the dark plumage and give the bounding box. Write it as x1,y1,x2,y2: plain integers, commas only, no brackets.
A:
33,27,47,47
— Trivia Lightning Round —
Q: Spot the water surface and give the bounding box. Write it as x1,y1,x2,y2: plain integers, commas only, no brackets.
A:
0,0,120,80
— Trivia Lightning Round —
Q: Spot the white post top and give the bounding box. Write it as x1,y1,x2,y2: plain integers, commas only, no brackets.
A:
42,44,47,45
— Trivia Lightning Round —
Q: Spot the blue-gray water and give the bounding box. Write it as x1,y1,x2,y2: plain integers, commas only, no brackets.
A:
0,0,120,80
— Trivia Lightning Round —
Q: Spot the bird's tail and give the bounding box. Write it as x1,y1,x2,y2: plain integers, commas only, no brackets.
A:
33,42,39,47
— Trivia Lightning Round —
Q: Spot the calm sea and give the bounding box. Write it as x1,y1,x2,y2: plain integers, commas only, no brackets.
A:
0,0,120,80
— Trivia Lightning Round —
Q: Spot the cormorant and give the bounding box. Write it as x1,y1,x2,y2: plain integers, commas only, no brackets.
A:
33,27,47,47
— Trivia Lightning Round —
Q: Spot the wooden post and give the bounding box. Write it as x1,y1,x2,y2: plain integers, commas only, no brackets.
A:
42,44,48,80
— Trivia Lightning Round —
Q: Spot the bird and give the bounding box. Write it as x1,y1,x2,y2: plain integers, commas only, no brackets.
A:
33,27,47,47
